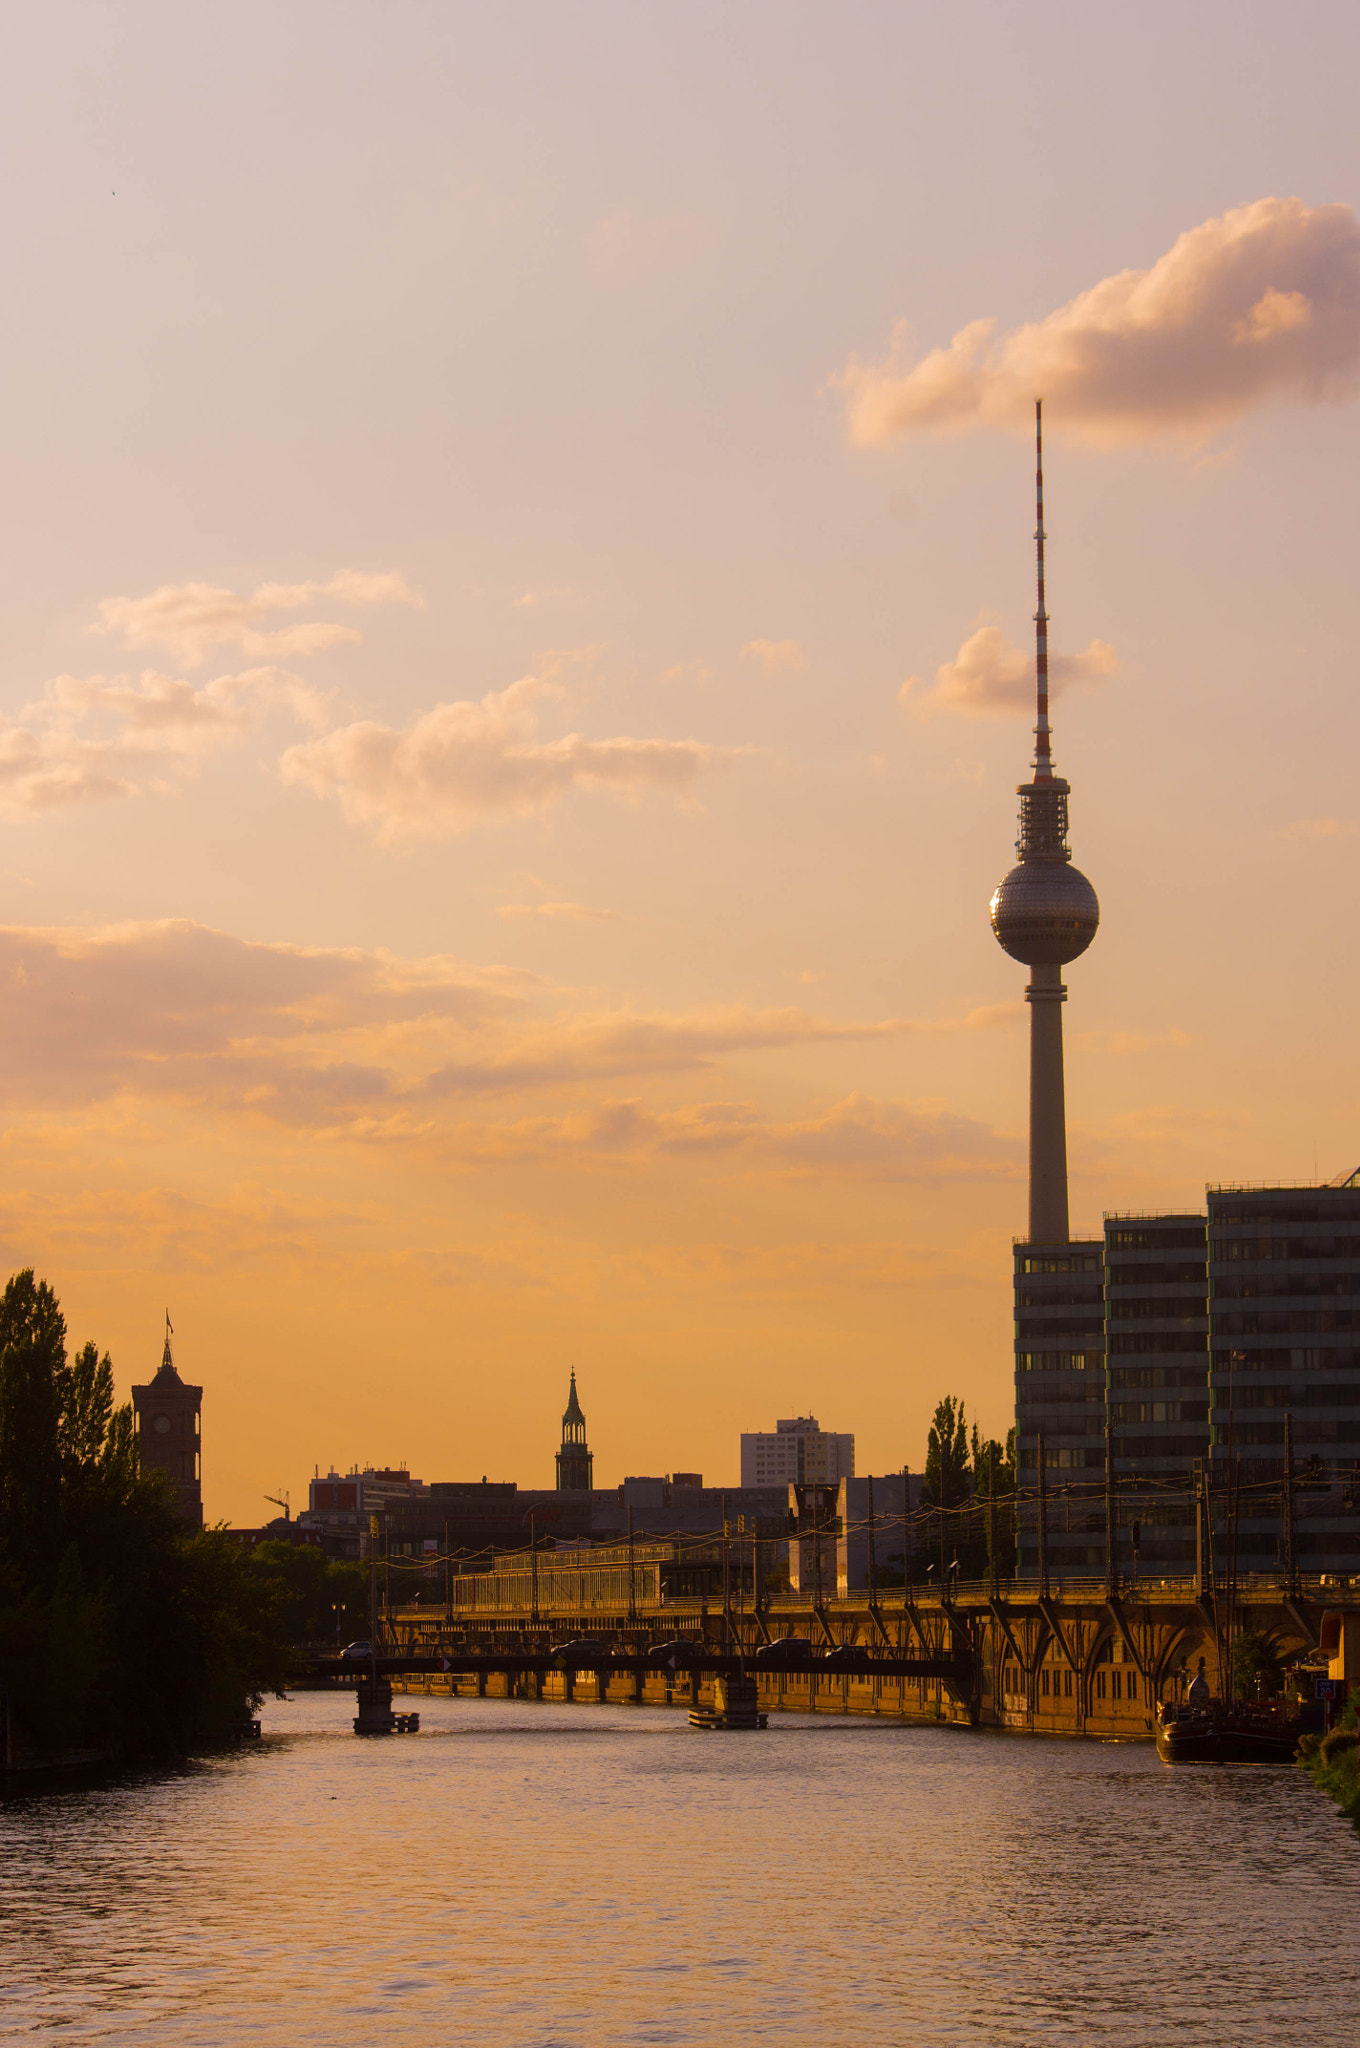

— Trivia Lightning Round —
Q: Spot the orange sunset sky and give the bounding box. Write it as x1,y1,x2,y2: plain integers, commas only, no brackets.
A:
5,3,1360,1524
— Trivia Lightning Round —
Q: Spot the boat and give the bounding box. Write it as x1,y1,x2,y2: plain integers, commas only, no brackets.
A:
689,1676,767,1731
1155,1700,1305,1765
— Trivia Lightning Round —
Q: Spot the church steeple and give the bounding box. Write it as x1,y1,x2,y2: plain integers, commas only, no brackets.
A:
155,1310,181,1383
555,1371,593,1492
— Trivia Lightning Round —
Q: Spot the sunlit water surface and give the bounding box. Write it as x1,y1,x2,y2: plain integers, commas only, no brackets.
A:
3,1691,1358,2045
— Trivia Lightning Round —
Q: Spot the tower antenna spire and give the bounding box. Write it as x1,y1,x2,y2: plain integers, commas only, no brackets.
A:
1034,397,1051,780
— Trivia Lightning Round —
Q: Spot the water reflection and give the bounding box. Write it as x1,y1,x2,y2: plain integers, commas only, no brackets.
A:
2,1692,1357,2045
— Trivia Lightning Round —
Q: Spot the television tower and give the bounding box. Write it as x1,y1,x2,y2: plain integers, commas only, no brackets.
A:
989,402,1099,1242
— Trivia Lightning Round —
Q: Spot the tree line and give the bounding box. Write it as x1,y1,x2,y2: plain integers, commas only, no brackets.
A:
0,1270,358,1768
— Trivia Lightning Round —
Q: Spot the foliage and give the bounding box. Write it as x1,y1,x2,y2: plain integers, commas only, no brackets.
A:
0,1268,289,1764
243,1541,367,1644
1299,1685,1360,1831
909,1400,1017,1586
1230,1626,1284,1701
921,1397,970,1511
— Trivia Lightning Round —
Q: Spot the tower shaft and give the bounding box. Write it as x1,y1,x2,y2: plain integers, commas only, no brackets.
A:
1027,962,1069,1242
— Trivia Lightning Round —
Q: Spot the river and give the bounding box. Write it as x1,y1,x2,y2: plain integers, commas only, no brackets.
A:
3,1690,1358,2044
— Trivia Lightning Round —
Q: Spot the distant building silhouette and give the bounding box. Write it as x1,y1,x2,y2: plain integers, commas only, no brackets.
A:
740,1415,854,1488
131,1318,203,1529
556,1371,594,1492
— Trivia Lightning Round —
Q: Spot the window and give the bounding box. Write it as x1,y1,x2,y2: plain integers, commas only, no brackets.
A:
1127,1674,1139,1704
1096,1671,1107,1700
1041,1669,1050,1696
1064,1669,1073,1699
1112,1670,1121,1700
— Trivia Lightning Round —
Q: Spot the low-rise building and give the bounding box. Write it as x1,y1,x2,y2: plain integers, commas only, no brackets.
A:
300,1465,430,1556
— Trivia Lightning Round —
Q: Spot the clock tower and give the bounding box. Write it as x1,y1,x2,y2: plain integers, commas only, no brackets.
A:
131,1317,204,1529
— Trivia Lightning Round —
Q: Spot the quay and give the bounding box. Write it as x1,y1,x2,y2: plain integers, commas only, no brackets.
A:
300,1537,1360,1739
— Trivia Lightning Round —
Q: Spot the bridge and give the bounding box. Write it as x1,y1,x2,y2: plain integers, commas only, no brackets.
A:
297,1554,1360,1737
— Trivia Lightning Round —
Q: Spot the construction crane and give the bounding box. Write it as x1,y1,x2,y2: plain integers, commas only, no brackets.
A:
264,1491,290,1524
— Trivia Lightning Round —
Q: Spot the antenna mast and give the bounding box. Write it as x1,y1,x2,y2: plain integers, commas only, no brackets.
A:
1034,398,1052,780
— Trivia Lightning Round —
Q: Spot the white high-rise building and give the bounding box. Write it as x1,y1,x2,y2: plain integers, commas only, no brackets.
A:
739,1415,854,1489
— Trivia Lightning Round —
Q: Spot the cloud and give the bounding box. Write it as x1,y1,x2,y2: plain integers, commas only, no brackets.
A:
424,1092,1018,1183
0,920,1018,1161
0,667,326,812
1073,1027,1193,1055
1276,816,1356,841
279,670,717,841
414,997,1019,1101
836,198,1360,445
741,639,807,673
95,570,421,667
899,626,1117,718
496,902,620,923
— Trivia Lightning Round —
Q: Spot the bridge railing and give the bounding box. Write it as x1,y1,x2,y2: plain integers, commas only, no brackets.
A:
386,1566,1360,1629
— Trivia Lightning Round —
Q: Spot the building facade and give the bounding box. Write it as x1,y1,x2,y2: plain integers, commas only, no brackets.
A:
1208,1178,1360,1576
739,1416,854,1489
1014,1238,1106,1576
1105,1211,1210,1574
130,1325,203,1529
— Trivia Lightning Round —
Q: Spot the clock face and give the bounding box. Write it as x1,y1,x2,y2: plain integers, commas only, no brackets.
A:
153,1413,172,1435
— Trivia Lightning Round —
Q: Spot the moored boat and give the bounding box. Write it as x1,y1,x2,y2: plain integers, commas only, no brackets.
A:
1155,1700,1302,1765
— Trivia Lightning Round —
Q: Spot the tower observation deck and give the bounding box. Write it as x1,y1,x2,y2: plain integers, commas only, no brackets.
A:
989,401,1099,1245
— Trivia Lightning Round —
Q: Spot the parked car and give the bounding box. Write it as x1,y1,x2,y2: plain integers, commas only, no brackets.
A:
340,1640,376,1661
646,1639,700,1668
821,1645,871,1672
551,1637,601,1665
754,1637,813,1666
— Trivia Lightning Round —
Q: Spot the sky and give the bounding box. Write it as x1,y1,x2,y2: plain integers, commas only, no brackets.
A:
4,0,1360,1523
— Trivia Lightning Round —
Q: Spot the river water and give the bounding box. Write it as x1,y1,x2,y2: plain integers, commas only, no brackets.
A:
3,1690,1358,2045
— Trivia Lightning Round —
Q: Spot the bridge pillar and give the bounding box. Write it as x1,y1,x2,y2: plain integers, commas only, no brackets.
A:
354,1680,395,1736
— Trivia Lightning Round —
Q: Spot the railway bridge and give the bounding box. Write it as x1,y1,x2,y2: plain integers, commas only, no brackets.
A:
299,1541,1360,1738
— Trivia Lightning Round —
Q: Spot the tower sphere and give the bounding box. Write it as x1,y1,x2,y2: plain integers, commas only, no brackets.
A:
990,860,1099,967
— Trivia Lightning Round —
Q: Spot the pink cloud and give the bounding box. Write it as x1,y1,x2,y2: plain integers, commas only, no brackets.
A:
836,198,1360,445
899,626,1117,718
1276,816,1356,841
741,639,807,673
0,667,326,812
95,570,420,667
280,671,716,841
0,921,1020,1160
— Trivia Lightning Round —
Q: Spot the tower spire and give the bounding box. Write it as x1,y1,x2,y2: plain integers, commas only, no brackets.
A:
1033,398,1052,780
991,401,1100,1245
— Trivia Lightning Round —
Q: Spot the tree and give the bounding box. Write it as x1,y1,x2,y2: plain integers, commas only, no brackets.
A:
0,1271,68,1565
921,1397,970,1510
1231,1626,1283,1701
0,1268,288,1763
244,1541,367,1643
